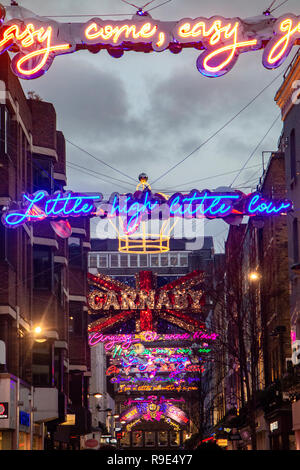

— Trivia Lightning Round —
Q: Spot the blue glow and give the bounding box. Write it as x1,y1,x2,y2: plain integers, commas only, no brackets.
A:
3,191,102,228
245,193,293,216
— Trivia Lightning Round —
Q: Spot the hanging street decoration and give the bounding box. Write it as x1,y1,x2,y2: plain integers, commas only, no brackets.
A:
1,187,293,232
119,401,189,426
1,5,300,79
87,270,207,334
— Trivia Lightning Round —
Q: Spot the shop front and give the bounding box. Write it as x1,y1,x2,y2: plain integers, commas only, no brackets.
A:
266,407,295,450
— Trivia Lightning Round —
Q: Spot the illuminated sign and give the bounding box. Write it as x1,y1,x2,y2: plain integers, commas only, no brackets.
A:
118,384,198,393
1,8,300,79
2,189,292,232
110,375,200,385
119,400,189,426
0,402,8,419
88,330,218,348
270,421,279,432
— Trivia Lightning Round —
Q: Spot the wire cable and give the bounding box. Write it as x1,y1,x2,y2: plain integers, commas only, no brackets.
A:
152,72,283,186
152,164,262,193
229,114,280,187
270,0,289,13
65,138,137,183
148,0,174,12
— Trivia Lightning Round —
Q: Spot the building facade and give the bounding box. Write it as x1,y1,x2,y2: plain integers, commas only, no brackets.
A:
275,49,300,450
0,52,91,450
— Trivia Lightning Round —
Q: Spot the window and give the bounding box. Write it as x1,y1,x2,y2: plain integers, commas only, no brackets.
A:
293,218,299,263
132,431,143,447
89,255,98,268
99,255,108,268
68,237,82,268
130,255,138,267
0,105,10,155
151,255,159,267
170,431,180,446
290,129,297,180
32,342,51,387
110,254,119,267
139,254,148,267
120,255,128,267
161,255,168,266
33,157,53,193
170,254,179,266
158,431,168,446
69,302,83,335
180,254,188,266
33,246,53,290
145,431,155,447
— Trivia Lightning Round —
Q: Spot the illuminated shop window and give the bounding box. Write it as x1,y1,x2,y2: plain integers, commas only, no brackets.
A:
120,432,130,447
145,431,155,447
170,431,180,446
158,431,168,446
132,431,143,447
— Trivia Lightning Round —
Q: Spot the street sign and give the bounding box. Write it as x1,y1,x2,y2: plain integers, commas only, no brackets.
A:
0,402,8,419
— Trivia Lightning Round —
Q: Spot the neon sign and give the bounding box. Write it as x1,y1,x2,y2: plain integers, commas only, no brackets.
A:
2,191,101,228
118,383,198,393
88,330,218,348
2,189,293,231
119,401,189,426
2,7,300,79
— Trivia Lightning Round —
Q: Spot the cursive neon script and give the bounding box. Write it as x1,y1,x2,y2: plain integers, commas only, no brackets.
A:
1,12,300,79
2,191,102,228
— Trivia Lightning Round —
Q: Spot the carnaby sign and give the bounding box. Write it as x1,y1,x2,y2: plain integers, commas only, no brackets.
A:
1,4,300,79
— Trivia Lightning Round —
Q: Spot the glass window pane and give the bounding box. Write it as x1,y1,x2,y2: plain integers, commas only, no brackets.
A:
158,431,168,446
132,431,143,447
120,255,128,267
151,255,159,267
161,255,168,266
145,431,155,447
110,254,119,267
170,431,180,446
99,255,107,267
180,255,188,266
130,255,138,267
139,255,147,267
89,255,98,268
170,254,178,266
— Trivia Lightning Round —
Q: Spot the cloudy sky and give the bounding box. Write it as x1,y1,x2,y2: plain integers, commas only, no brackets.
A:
13,0,300,252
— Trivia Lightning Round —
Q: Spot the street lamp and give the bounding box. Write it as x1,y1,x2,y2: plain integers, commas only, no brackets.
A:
249,272,260,282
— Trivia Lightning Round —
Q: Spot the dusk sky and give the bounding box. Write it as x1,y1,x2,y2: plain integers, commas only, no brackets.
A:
11,0,300,252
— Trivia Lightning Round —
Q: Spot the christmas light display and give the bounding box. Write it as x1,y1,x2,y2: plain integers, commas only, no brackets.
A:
2,6,300,79
2,188,293,230
88,270,206,334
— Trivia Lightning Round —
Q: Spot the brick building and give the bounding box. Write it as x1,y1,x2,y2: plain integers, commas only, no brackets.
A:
213,152,294,450
275,49,300,450
0,52,91,450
